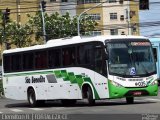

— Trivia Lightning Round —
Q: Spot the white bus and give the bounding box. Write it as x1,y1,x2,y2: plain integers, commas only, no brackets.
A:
2,35,158,107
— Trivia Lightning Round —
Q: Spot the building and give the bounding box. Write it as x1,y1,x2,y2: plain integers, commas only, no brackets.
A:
37,0,140,36
76,0,140,36
46,0,76,17
0,0,39,24
0,0,39,61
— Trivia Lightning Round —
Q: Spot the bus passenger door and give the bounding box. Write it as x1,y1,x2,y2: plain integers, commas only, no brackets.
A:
94,45,109,98
152,47,159,79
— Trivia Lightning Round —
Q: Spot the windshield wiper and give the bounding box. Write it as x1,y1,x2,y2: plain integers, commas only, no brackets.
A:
140,62,149,74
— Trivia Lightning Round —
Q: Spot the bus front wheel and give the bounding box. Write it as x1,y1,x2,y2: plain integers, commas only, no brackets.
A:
126,97,134,104
86,87,95,106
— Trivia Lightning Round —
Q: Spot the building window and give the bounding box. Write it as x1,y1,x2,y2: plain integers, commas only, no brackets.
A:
90,30,101,36
109,0,116,3
110,29,118,35
77,0,100,4
50,0,56,2
110,13,117,20
62,0,68,2
88,14,101,20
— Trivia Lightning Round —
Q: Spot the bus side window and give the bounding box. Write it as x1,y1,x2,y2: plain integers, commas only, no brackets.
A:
11,54,22,72
35,51,47,69
23,53,34,70
48,49,61,68
95,48,103,74
3,55,11,72
77,45,93,65
153,48,157,62
62,47,76,66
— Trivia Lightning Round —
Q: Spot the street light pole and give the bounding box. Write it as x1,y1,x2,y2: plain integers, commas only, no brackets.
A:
40,0,47,43
77,0,108,36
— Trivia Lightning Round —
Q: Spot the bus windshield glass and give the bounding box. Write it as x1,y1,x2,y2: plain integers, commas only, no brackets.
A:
107,41,156,77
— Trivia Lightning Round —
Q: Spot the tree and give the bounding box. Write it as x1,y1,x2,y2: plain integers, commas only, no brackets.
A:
0,11,5,45
6,22,33,48
28,12,98,41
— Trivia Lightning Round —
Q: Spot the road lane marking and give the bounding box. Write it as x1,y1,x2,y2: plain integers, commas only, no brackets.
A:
10,109,23,112
29,108,44,111
54,107,65,110
133,98,160,102
144,98,160,102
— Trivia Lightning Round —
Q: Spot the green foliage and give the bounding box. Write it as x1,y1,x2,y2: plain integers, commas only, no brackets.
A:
28,12,98,41
6,22,33,48
0,11,97,48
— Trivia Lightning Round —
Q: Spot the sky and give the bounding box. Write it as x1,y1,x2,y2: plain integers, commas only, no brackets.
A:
139,0,160,37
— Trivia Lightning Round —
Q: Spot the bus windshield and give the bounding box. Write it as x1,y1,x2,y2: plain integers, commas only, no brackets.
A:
107,41,156,77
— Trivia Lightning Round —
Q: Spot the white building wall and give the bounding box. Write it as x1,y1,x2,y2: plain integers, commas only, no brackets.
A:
102,1,131,35
60,0,77,17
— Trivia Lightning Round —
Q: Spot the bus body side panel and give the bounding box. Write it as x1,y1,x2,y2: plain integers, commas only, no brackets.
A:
3,67,110,101
3,76,28,100
47,67,109,100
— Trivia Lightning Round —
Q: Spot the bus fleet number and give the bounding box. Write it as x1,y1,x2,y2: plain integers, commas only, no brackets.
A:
135,81,146,87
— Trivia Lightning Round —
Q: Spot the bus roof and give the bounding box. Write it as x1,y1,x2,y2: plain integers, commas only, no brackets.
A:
149,37,160,43
3,35,148,54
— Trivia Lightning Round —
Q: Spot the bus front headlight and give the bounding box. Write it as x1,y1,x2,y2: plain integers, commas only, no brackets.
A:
150,80,158,86
110,80,123,87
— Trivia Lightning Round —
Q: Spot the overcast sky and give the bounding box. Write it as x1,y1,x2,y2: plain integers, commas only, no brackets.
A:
139,0,160,37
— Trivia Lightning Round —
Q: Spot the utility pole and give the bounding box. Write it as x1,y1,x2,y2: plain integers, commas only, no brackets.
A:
40,0,47,43
77,0,108,36
2,8,11,50
125,9,130,35
125,0,130,35
16,0,20,24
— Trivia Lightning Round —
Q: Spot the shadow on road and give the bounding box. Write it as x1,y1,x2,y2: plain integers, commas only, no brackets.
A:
5,100,157,108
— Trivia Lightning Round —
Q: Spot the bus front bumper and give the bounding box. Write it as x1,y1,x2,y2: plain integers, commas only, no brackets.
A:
108,81,158,99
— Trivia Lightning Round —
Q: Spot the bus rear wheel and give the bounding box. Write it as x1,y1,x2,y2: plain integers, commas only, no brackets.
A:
126,97,134,104
28,88,45,107
28,88,37,107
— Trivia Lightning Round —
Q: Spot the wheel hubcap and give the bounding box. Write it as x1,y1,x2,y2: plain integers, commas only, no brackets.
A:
29,94,34,104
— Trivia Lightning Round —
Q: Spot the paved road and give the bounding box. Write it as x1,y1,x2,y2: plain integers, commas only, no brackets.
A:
0,88,160,120
0,95,160,114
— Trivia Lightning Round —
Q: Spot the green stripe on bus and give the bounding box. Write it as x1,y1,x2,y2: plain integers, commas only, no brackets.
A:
4,71,54,77
54,70,100,99
4,69,100,99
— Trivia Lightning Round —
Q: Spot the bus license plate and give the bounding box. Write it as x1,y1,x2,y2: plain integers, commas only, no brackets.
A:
133,91,142,96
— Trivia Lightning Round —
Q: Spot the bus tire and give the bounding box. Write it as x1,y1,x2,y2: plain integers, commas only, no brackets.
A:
27,88,37,107
87,87,95,106
126,97,134,104
61,100,77,106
